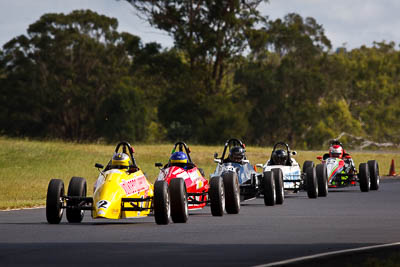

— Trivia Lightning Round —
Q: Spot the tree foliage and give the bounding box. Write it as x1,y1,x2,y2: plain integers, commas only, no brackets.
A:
1,8,400,148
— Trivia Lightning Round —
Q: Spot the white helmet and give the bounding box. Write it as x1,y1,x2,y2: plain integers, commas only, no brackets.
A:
329,145,343,158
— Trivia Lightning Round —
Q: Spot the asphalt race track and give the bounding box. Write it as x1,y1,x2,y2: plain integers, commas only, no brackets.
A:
1,179,400,267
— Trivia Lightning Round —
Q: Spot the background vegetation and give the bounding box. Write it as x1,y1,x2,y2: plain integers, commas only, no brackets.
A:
0,137,399,210
0,2,399,149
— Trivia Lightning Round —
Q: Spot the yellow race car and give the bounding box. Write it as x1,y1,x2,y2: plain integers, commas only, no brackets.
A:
46,141,186,225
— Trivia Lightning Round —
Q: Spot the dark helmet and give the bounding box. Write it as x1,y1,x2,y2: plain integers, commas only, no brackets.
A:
272,149,288,165
229,146,245,163
111,152,131,169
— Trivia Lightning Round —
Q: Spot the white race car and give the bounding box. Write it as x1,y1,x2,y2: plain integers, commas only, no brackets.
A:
257,142,328,200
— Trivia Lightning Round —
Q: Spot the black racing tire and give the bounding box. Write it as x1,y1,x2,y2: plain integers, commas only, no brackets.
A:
66,177,87,223
302,161,314,174
368,160,380,190
316,164,328,197
46,179,65,224
359,163,371,192
169,178,188,223
306,167,318,199
222,172,240,214
263,171,276,206
209,176,225,216
154,180,170,225
271,168,284,204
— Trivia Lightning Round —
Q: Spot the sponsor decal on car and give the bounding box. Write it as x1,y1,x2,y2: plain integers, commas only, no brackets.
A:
120,175,149,196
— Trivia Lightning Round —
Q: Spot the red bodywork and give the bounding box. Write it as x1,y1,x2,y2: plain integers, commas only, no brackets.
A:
157,165,209,210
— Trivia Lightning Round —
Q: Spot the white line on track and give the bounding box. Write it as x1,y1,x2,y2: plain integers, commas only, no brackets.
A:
253,242,400,267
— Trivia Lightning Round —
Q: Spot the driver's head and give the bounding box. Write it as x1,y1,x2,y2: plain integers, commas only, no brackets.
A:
329,145,343,158
111,152,131,170
272,149,288,165
229,146,245,163
170,151,188,164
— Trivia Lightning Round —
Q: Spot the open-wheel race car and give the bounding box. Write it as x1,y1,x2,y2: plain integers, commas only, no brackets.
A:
257,142,328,199
317,140,380,192
154,141,226,221
210,138,279,212
46,141,186,225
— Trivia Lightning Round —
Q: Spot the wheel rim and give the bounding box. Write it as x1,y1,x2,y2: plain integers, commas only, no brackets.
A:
184,191,188,216
166,190,171,219
221,181,225,211
235,179,240,208
58,196,64,218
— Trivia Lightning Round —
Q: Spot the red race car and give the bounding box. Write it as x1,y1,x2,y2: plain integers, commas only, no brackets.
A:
155,142,232,222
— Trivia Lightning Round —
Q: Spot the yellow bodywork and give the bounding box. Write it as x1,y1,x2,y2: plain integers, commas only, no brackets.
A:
92,169,154,219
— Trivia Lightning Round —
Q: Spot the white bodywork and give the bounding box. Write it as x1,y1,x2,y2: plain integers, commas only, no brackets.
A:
262,158,302,189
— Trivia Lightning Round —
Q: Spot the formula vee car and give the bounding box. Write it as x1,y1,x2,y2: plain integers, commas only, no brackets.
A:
257,142,328,199
210,138,278,213
317,140,380,192
154,142,226,221
46,141,186,225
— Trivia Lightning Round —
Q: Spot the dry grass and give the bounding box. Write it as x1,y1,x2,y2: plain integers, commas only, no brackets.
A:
1,137,399,209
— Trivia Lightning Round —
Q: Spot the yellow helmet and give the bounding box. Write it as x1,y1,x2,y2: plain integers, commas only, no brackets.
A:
111,153,131,169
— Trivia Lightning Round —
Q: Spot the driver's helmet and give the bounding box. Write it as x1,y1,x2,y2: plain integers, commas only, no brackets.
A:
170,151,188,164
329,145,343,158
229,146,245,163
111,152,131,169
272,149,288,165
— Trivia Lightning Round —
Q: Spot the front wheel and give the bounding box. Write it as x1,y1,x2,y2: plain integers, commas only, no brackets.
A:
263,171,276,206
316,164,328,197
222,172,240,214
306,167,318,199
66,177,87,223
271,168,284,204
209,176,225,216
154,180,170,225
359,163,371,192
46,179,65,224
303,161,314,174
169,178,188,223
368,160,380,190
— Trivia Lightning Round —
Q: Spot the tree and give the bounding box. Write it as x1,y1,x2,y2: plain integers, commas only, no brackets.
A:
128,0,267,91
0,10,149,141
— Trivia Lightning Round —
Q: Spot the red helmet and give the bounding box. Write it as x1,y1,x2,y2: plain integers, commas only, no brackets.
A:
329,145,343,158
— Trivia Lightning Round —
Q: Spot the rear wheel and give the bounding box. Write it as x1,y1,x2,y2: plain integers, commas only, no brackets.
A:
222,172,240,214
271,168,284,204
316,164,328,197
169,178,188,223
263,171,276,206
359,163,371,192
46,179,65,224
154,180,170,225
306,167,318,199
66,177,87,223
209,176,225,216
368,160,380,190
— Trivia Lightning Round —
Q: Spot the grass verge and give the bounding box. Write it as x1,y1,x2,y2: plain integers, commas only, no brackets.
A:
1,137,399,210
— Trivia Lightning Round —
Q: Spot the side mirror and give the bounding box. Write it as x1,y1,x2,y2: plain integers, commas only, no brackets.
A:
214,152,218,159
214,158,222,164
292,151,297,156
155,162,163,167
345,155,351,159
95,163,104,169
242,159,250,164
317,156,322,160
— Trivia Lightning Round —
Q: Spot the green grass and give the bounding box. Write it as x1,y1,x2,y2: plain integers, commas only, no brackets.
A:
1,137,399,210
